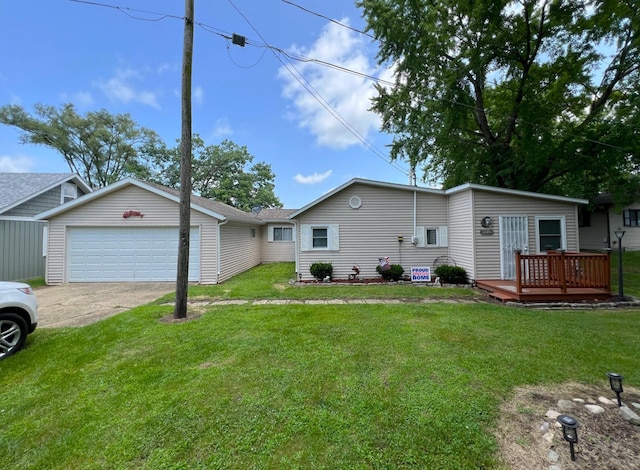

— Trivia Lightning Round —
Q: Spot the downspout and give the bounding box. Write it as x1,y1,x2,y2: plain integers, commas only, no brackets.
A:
216,218,229,282
292,219,299,278
413,190,417,243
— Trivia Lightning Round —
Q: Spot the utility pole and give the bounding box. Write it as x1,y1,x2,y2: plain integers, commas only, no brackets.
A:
175,0,194,319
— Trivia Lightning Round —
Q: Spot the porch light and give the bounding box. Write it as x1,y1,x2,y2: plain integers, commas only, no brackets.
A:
557,414,580,461
606,372,624,406
614,227,626,298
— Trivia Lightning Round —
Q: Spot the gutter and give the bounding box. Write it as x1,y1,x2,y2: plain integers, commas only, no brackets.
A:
216,218,229,280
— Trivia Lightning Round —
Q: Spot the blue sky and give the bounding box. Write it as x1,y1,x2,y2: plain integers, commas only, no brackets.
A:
0,0,411,208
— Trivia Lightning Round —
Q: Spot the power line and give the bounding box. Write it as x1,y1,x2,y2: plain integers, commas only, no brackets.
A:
68,0,632,156
280,0,376,40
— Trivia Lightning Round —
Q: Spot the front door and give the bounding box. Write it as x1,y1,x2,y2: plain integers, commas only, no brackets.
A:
499,215,528,280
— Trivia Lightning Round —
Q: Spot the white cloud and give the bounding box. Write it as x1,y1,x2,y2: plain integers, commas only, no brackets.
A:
211,117,233,138
194,86,204,105
294,170,332,184
0,154,36,172
96,68,161,109
59,91,94,108
278,19,392,149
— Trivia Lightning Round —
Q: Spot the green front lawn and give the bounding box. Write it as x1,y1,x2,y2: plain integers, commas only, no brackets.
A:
2,263,639,469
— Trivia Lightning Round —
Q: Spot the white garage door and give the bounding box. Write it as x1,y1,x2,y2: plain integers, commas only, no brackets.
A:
68,227,201,282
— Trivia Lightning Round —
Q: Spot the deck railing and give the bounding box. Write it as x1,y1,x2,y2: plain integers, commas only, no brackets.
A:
515,250,611,293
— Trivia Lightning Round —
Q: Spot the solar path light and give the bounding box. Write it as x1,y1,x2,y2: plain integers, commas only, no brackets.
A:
557,414,580,461
607,372,624,406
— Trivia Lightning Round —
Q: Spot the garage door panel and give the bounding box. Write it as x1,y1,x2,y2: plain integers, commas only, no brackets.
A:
68,227,200,282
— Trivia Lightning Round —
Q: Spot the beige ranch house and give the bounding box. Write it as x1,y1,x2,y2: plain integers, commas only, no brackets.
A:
290,179,587,283
36,177,587,286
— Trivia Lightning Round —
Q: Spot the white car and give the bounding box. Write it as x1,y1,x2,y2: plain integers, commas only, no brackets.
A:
0,281,38,360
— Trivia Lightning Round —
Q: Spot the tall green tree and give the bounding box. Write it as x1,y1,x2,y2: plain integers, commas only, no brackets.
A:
152,135,282,211
358,0,640,201
0,103,162,189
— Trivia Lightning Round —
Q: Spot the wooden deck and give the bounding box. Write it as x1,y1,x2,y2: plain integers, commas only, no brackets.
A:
477,279,612,303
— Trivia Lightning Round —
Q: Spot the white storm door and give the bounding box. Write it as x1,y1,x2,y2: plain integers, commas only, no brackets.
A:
499,216,528,280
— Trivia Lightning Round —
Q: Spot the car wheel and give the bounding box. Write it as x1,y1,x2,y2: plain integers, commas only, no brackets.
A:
0,312,28,360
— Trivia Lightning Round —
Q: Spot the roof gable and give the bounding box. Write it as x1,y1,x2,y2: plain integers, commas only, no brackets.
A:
0,173,92,215
34,177,264,224
290,178,444,218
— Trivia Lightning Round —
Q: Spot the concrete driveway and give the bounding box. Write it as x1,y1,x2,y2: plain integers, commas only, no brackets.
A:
34,283,175,328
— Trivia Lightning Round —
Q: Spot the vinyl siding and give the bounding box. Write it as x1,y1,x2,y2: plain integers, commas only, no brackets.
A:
218,223,261,282
295,183,449,281
579,209,609,251
45,185,218,284
5,187,63,217
447,191,476,279
0,220,46,280
260,224,295,262
471,189,581,280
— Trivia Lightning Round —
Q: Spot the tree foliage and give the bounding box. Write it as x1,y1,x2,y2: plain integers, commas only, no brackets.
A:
0,103,161,189
150,135,282,211
358,0,640,202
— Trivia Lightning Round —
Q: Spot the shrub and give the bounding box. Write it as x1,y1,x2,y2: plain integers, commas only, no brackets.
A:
434,265,468,284
376,264,405,281
310,262,333,280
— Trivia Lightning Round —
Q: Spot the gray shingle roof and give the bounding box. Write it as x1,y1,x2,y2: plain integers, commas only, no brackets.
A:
0,173,88,213
256,208,297,221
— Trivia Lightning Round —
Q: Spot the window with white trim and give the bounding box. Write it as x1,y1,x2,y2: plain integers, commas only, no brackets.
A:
623,209,640,227
535,216,566,252
300,224,339,251
61,182,77,203
273,226,293,241
415,226,448,247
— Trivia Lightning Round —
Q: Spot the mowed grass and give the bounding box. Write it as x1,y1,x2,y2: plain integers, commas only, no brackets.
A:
2,263,639,469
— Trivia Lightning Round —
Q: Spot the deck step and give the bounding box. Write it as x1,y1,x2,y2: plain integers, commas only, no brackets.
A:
488,291,516,302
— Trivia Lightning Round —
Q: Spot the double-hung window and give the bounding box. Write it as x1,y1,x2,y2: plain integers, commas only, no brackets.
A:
300,224,339,251
61,182,77,203
535,216,566,252
623,209,640,227
415,226,448,247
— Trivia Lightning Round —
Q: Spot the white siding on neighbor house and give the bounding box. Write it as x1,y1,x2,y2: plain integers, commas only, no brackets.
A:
218,222,261,283
579,210,609,251
45,185,219,285
611,205,640,251
470,189,581,280
446,190,476,280
295,183,449,281
260,223,295,263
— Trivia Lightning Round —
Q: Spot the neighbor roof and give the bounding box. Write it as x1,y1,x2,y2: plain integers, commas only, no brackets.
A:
35,177,265,224
0,173,92,215
256,208,297,222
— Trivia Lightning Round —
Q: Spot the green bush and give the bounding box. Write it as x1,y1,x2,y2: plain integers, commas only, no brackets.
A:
434,265,468,284
376,264,405,281
310,262,333,280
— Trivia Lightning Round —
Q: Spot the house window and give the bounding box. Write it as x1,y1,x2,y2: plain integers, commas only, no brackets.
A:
426,228,438,246
623,209,640,227
312,228,328,248
61,182,77,203
536,216,566,252
250,228,256,238
273,227,293,241
416,226,448,247
300,224,339,251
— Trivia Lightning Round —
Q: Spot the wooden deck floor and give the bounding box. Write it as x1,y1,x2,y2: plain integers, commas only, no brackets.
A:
476,279,612,303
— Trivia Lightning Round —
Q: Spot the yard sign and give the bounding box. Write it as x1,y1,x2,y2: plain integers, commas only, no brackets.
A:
410,267,431,282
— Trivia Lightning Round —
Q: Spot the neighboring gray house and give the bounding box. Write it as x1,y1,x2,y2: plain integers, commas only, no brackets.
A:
0,173,91,281
290,178,587,283
36,178,294,285
579,194,640,252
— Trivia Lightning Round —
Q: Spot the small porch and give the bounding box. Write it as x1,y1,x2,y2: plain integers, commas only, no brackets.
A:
477,251,613,302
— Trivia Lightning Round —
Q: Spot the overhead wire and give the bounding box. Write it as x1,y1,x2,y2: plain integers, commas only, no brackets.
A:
68,0,631,156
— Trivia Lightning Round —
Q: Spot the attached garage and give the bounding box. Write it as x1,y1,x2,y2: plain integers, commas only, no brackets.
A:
67,226,201,282
36,178,265,285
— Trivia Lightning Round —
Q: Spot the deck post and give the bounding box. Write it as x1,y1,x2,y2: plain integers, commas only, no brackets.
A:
559,250,567,293
515,249,523,293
